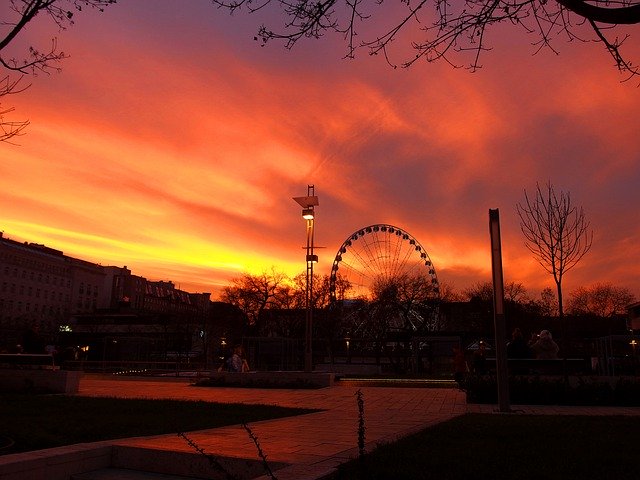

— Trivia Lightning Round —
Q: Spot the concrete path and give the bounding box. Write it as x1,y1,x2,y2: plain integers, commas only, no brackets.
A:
78,376,468,479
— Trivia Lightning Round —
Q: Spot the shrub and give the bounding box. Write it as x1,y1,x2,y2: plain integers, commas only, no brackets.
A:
460,375,640,406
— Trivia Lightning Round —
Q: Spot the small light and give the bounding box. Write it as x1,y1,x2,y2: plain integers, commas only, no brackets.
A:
302,208,314,220
306,254,318,263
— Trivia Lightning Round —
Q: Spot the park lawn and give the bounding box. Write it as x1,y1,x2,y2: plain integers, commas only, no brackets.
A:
0,394,317,455
335,413,640,480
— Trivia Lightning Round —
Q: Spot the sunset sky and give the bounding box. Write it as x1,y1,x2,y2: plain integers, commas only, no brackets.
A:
1,1,639,300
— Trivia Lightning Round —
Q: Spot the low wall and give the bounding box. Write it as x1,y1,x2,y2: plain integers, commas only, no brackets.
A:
0,369,82,394
0,444,285,480
0,442,113,480
206,371,335,388
315,363,383,375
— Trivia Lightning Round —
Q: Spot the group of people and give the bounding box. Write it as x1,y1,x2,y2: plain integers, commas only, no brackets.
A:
218,344,250,373
453,328,560,380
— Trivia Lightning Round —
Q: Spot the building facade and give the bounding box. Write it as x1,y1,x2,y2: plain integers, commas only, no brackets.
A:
1,232,212,357
0,233,106,350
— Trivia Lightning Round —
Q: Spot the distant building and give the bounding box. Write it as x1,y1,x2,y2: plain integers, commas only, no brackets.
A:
0,231,212,356
628,301,640,332
0,232,105,349
72,260,211,361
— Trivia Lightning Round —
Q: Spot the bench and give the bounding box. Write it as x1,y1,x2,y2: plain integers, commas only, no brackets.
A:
486,358,589,375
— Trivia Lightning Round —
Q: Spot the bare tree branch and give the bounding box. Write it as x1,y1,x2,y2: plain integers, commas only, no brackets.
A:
516,181,593,318
214,0,640,78
0,0,116,141
0,75,30,143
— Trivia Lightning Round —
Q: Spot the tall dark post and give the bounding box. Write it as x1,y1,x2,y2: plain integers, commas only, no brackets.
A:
293,186,318,373
304,192,315,373
489,209,510,412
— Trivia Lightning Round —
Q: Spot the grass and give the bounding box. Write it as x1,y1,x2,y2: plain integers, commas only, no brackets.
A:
334,413,640,480
0,394,317,455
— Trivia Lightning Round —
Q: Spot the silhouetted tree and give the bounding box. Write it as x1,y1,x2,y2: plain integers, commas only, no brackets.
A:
348,273,440,342
538,286,559,317
437,281,464,302
568,283,636,317
215,0,640,79
220,269,290,335
517,182,593,323
1,0,116,141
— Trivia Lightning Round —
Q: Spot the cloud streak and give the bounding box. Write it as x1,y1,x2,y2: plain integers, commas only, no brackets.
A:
1,1,639,300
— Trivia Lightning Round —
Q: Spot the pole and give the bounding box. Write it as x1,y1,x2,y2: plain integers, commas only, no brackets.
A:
304,185,315,372
489,209,511,412
305,214,314,372
294,185,318,372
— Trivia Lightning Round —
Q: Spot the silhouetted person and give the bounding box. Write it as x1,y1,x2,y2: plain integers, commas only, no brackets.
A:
530,330,559,359
507,328,531,359
225,345,250,372
473,341,488,375
507,328,531,374
452,345,468,384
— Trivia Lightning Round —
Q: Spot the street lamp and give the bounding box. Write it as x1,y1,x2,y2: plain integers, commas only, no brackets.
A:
293,185,319,372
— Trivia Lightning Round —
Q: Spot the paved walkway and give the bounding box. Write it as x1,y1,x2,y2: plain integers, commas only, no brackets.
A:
75,375,640,480
79,376,468,479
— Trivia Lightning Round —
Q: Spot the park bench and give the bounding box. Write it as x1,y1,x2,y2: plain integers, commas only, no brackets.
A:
485,358,590,375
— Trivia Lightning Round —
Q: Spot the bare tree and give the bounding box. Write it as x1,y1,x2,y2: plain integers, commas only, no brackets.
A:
1,0,116,142
437,281,464,302
214,0,640,79
568,282,636,317
538,286,559,317
219,269,290,334
516,181,593,323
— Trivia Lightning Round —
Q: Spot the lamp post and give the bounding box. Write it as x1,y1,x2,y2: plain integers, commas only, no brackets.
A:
489,209,511,413
294,185,319,372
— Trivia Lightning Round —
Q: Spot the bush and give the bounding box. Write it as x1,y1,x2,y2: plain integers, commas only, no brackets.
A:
460,375,640,406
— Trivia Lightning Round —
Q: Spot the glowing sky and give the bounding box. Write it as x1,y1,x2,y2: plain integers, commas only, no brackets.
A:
2,1,639,300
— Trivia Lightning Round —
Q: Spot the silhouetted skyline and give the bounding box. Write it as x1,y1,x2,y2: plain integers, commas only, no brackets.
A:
2,1,639,299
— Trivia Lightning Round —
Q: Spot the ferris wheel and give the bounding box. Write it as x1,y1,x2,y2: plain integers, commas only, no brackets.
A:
329,224,440,303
